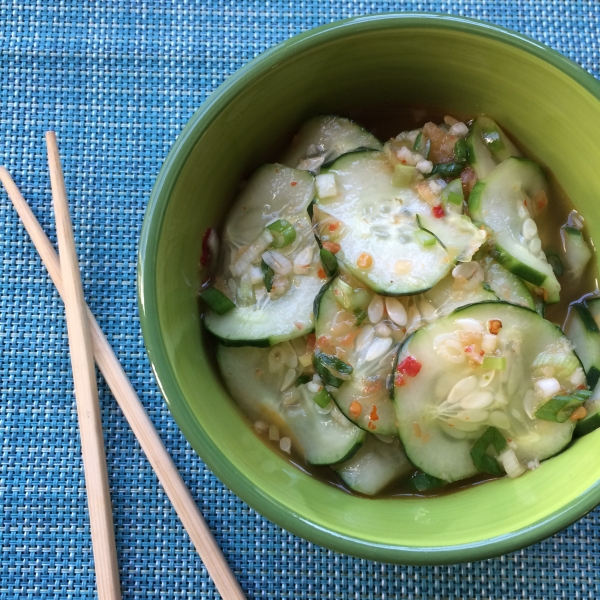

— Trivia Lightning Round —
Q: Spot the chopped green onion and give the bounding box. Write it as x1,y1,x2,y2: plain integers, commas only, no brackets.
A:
482,126,505,154
574,389,592,401
312,351,353,388
532,351,579,377
482,356,506,370
200,287,236,315
470,426,507,476
535,394,585,423
354,308,367,326
545,250,564,277
441,178,464,213
313,387,332,408
332,278,354,309
454,138,468,161
295,374,311,387
267,219,296,248
430,162,464,178
415,229,437,247
413,132,431,159
320,248,338,277
410,472,447,492
392,164,416,187
261,259,274,292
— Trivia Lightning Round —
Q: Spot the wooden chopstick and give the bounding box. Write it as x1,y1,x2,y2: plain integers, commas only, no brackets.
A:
0,165,247,600
45,132,122,600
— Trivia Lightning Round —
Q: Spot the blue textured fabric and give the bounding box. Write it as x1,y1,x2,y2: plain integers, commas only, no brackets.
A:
1,1,600,598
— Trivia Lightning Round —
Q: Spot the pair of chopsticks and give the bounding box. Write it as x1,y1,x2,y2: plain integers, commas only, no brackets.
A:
0,134,246,600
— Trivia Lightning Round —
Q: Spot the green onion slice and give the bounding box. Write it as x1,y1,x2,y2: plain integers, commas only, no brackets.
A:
470,426,507,476
415,229,437,247
454,138,467,161
261,259,274,292
267,219,296,248
441,178,464,213
312,351,353,388
320,248,338,277
313,387,332,408
535,394,585,423
413,131,431,159
430,162,464,178
295,374,311,387
482,356,506,370
200,287,236,315
392,164,416,187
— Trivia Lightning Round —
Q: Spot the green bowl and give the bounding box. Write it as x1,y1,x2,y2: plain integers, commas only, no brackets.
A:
138,13,600,565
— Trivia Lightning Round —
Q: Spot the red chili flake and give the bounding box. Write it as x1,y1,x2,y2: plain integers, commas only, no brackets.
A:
523,200,527,207
367,422,377,431
369,405,379,422
395,374,406,387
480,350,485,356
397,356,422,377
291,181,297,186
295,322,303,330
317,268,327,279
465,345,473,353
432,205,445,219
328,222,339,232
200,228,213,266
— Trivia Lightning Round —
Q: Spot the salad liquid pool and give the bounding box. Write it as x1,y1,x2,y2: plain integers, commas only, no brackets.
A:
201,107,598,498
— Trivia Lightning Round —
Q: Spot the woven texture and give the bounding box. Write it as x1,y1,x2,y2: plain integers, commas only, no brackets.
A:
1,1,599,598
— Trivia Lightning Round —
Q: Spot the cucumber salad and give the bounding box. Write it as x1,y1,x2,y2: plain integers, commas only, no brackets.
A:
200,113,598,497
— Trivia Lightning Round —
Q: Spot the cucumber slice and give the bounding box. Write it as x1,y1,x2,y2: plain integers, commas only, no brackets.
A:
417,212,487,262
562,226,592,279
284,386,365,465
466,116,521,178
281,115,382,171
394,302,580,482
332,434,413,495
493,231,560,303
216,343,365,465
421,273,497,319
314,151,485,295
205,164,323,345
482,257,535,310
468,157,559,302
564,302,600,388
575,382,600,437
314,274,400,435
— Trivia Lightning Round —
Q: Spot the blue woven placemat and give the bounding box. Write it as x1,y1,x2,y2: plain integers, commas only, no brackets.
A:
1,1,599,598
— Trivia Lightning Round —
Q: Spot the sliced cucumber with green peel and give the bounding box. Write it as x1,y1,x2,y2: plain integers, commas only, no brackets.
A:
493,231,560,303
468,157,559,302
314,151,485,295
314,274,400,435
466,116,521,178
482,257,535,310
205,164,323,345
394,302,580,482
281,115,382,171
575,383,600,437
217,343,365,465
332,434,413,495
284,386,365,465
564,302,600,388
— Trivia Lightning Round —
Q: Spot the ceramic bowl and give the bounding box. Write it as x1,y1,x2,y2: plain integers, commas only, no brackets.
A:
138,13,600,564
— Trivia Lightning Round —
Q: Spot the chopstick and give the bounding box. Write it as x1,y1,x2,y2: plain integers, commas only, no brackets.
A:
0,164,247,600
45,132,122,600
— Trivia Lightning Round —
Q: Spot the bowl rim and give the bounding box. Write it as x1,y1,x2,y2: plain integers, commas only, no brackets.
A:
138,12,600,565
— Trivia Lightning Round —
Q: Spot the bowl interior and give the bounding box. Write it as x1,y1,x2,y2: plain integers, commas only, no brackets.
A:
139,15,600,564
